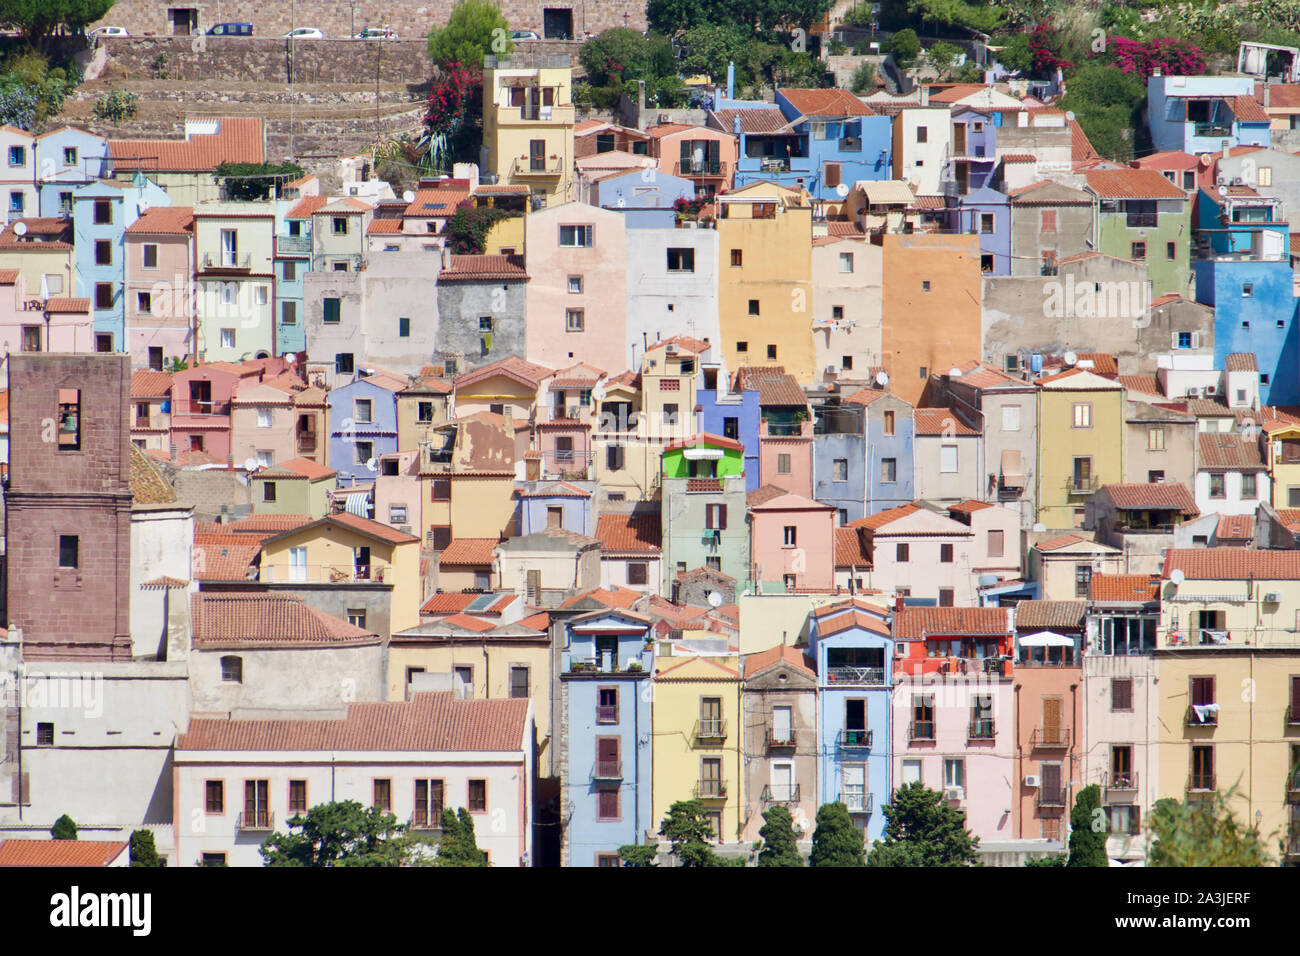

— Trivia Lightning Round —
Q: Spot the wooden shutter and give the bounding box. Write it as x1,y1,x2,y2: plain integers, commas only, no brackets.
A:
598,789,618,818
1112,679,1132,711
717,504,727,530
1041,209,1057,231
1191,676,1215,706
598,737,620,763
1043,697,1062,743
1291,675,1300,718
825,162,841,188
1041,762,1061,793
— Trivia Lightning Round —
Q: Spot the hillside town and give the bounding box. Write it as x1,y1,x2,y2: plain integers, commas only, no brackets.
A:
0,0,1297,872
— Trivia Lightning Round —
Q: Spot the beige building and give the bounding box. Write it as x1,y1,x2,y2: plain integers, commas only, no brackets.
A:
482,54,576,208
1029,533,1124,602
811,235,881,383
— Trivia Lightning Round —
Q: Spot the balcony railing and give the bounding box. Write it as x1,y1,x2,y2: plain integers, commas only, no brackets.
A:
909,719,936,742
1287,705,1300,727
593,760,623,782
761,784,800,804
260,563,387,585
202,252,253,271
694,718,728,742
564,649,652,676
1030,728,1071,749
597,705,618,723
1104,771,1139,793
410,810,444,830
843,791,873,814
1192,124,1231,138
678,159,727,177
766,727,797,750
1186,704,1219,726
1125,213,1158,228
513,156,564,177
236,810,274,831
1187,773,1217,793
838,728,873,748
694,779,728,799
296,433,317,453
1036,787,1068,810
1066,476,1100,495
1285,770,1300,803
172,399,231,417
826,666,886,685
968,718,996,740
277,235,312,255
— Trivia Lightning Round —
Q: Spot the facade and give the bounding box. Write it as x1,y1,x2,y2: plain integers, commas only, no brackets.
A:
748,487,836,590
1147,75,1270,155
35,126,109,219
660,434,751,589
1085,168,1192,299
1035,368,1126,530
192,203,277,363
482,55,576,208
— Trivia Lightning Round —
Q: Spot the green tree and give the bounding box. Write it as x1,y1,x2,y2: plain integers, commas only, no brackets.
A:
1025,852,1067,867
50,814,77,840
443,201,513,254
579,27,649,86
617,841,660,866
924,41,962,79
756,804,804,866
809,801,865,866
887,28,921,67
0,0,115,46
1067,784,1108,867
680,23,757,83
129,829,162,867
772,49,830,87
660,799,726,867
437,807,489,866
850,60,877,94
214,161,304,202
260,800,428,867
1058,61,1146,162
906,0,1003,33
647,0,731,35
427,0,512,70
867,782,979,866
1146,789,1272,867
990,33,1032,74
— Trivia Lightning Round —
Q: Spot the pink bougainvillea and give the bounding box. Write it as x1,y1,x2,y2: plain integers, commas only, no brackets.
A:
1107,36,1206,79
1029,22,1072,75
424,61,476,139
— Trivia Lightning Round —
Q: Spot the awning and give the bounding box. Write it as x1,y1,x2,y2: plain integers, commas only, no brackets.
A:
1001,449,1024,484
683,447,723,460
1018,630,1074,647
345,491,370,517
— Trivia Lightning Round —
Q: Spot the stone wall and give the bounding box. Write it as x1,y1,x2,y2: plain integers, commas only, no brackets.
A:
93,1,645,40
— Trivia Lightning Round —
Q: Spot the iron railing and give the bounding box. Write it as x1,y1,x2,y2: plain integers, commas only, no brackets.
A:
766,727,797,750
1035,787,1067,810
1187,773,1217,793
236,810,274,830
593,760,623,782
1104,771,1139,792
968,718,996,739
694,779,728,799
842,791,873,814
838,729,873,748
695,718,727,742
1030,728,1071,749
410,809,444,830
909,720,936,741
826,666,886,685
1186,704,1219,726
760,784,800,804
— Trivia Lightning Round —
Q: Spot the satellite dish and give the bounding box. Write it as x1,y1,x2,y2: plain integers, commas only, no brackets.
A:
707,591,722,607
243,457,258,472
1065,110,1075,122
287,353,297,364
1218,184,1228,197
12,221,26,236
835,182,849,198
138,197,151,214
1063,351,1077,366
948,367,963,377
365,457,377,471
591,382,606,402
875,371,889,387
1170,569,1185,586
1032,522,1047,532
403,190,416,203
1200,153,1213,167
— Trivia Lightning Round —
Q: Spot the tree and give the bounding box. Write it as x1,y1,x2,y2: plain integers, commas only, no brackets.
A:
887,28,921,67
260,800,428,867
906,0,1003,33
990,33,1032,74
617,842,660,867
437,807,489,866
925,41,963,79
1025,852,1067,867
1147,790,1272,867
680,23,758,83
757,804,804,866
427,0,512,71
579,28,649,87
0,0,115,46
129,829,162,867
1107,36,1206,81
214,161,304,202
1058,61,1146,162
866,782,979,867
51,814,77,840
443,201,514,254
1067,784,1108,867
809,801,864,866
659,799,726,866
850,60,877,94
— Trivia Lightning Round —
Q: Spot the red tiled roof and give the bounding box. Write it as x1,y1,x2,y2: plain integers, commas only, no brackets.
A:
1035,533,1086,551
438,538,499,566
438,254,528,282
421,591,500,615
287,195,329,219
843,386,895,406
1101,482,1199,515
914,408,979,436
1231,95,1269,123
42,297,89,313
405,189,469,217
141,575,190,589
1076,353,1118,376
516,480,592,498
125,205,194,235
927,83,988,104
595,512,661,556
1163,548,1300,581
557,586,643,610
1069,120,1101,164
109,117,264,172
367,217,403,234
216,513,314,534
950,360,1026,390
664,432,745,453
846,504,921,531
734,366,807,406
1216,514,1255,541
0,268,16,284
177,692,529,752
1197,433,1266,470
1119,374,1161,395
894,606,1010,639
0,840,128,867
190,541,260,581
453,355,553,390
1267,83,1300,110
1225,353,1257,372
778,87,875,117
1090,573,1160,603
191,592,377,646
827,220,865,235
711,106,788,134
131,370,172,397
1085,167,1187,200
834,527,872,568
1015,600,1087,631
257,457,337,481
320,511,420,545
949,499,993,514
742,643,816,679
436,612,498,632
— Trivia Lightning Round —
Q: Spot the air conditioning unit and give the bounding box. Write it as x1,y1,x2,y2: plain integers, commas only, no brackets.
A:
1216,175,1228,186
1205,385,1217,395
1232,177,1245,186
665,343,678,354
1024,774,1041,788
944,786,964,801
1264,591,1282,603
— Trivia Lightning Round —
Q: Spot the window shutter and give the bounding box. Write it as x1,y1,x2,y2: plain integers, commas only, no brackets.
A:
1290,675,1300,717
1171,332,1179,349
718,505,727,530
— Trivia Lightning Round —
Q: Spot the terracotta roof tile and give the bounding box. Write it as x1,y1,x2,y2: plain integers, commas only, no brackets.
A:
109,117,264,172
129,443,178,505
435,612,498,632
1266,83,1300,109
1035,533,1085,551
778,87,875,117
453,355,553,390
1216,514,1255,541
1163,547,1300,580
894,606,1010,639
664,432,745,453
1085,167,1187,200
1014,599,1086,630
438,537,499,566
742,643,816,679
846,504,921,530
0,840,128,867
914,408,979,436
256,457,337,481
131,369,173,397
595,512,661,556
177,692,528,752
1231,95,1269,123
557,586,643,610
319,511,420,545
191,591,377,646
1225,353,1257,372
438,253,528,282
216,513,314,534
1119,374,1161,395
287,195,329,219
834,527,872,567
1100,482,1199,515
367,217,403,234
710,106,788,134
1197,433,1266,470
190,541,259,581
734,366,806,406
43,297,90,313
1090,573,1160,603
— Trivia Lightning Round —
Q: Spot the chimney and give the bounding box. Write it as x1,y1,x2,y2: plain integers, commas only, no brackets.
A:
894,593,905,614
1222,141,1230,161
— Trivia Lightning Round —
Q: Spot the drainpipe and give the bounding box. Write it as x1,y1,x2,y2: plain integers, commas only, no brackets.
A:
634,664,641,847
1014,681,1021,839
1069,680,1078,844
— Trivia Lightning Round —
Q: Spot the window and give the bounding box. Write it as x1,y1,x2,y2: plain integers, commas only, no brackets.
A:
943,758,964,790
509,665,529,699
1258,166,1273,187
58,191,73,215
1242,473,1257,499
205,780,225,813
220,328,235,349
397,317,411,337
833,458,848,482
881,457,897,483
916,126,928,143
94,198,112,224
289,780,307,814
783,525,797,547
1111,678,1133,712
766,344,777,360
36,722,54,746
749,299,760,316
1166,241,1176,261
597,789,620,821
347,609,367,629
988,530,1004,558
1242,283,1254,297
280,301,297,326
980,213,994,234
730,249,742,267
21,325,39,352
628,561,648,585
667,247,695,272
559,224,593,247
432,478,451,502
1072,403,1092,429
777,453,791,475
417,401,435,425
883,410,895,436
354,441,373,465
940,444,958,473
136,292,152,314
221,656,243,683
1191,745,1214,790
841,352,851,368
605,443,625,471
93,238,112,265
1130,241,1146,261
1148,426,1165,451
332,216,349,235
354,399,373,424
940,543,953,563
7,145,23,166
921,281,931,293
283,261,297,282
662,403,679,426
335,352,354,375
388,502,408,524
704,503,728,530
468,779,487,812
598,686,619,724
1002,405,1020,432
372,779,392,811
1208,473,1225,498
839,251,854,273
63,146,77,166
201,852,227,867
95,283,114,309
736,341,748,354
1075,563,1092,598
896,542,910,562
323,298,341,323
1041,209,1057,232
58,534,79,568
566,309,585,332
148,347,163,371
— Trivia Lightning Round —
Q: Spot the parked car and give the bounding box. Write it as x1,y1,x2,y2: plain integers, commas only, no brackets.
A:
207,22,254,36
353,27,397,39
510,30,541,40
284,27,325,39
88,26,129,39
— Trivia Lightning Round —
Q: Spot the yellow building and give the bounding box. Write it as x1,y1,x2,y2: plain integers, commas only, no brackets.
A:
396,376,451,453
715,181,815,380
1264,418,1300,510
474,185,529,255
310,198,372,272
1035,368,1125,529
591,371,654,501
652,651,744,846
482,54,576,209
257,512,422,632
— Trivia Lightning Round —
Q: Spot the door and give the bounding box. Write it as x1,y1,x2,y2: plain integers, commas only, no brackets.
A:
1042,697,1062,745
700,697,722,737
289,546,307,582
772,705,792,744
597,737,620,777
220,228,237,267
772,762,794,802
529,138,546,171
354,546,371,580
843,764,866,811
953,123,967,155
244,779,268,827
1040,762,1062,805
845,698,866,745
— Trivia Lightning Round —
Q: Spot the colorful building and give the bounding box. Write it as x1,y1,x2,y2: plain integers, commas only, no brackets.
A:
482,54,576,208
1035,368,1126,530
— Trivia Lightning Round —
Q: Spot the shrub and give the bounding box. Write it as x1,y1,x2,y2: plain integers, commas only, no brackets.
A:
850,60,877,93
887,28,920,67
93,89,139,122
51,814,78,840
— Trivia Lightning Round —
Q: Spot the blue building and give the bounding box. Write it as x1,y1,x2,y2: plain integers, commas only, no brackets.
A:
274,196,313,354
35,126,108,218
713,87,891,199
327,373,402,485
952,186,1011,275
808,597,895,844
1147,75,1269,155
812,398,867,524
73,175,170,351
849,386,915,514
1193,186,1297,405
560,607,655,867
514,479,596,535
588,167,695,229
698,373,761,492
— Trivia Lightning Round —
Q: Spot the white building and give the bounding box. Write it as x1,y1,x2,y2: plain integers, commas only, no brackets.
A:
624,226,719,368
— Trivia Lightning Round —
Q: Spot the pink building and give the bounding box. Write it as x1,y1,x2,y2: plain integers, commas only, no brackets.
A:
737,366,814,498
230,378,298,469
747,486,836,589
537,361,603,478
0,270,92,354
130,369,172,453
645,123,738,199
946,500,1023,585
373,449,423,535
844,503,980,606
170,357,295,463
124,206,195,372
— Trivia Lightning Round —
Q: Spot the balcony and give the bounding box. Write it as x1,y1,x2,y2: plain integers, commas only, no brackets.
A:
132,413,170,430
236,810,274,831
1192,124,1231,138
1289,705,1300,727
597,705,618,723
201,252,253,271
593,760,623,783
843,791,873,814
296,433,317,453
1104,771,1139,794
1124,213,1158,228
1187,773,1217,794
759,157,792,173
512,156,565,178
1035,787,1068,811
761,784,801,804
766,727,797,751
277,234,312,255
410,810,444,831
1194,629,1229,646
838,728,873,749
260,563,387,585
677,159,728,178
1286,770,1300,803
694,779,728,799
909,720,936,742
1065,476,1100,495
694,718,728,743
1186,704,1219,727
564,648,652,676
825,666,886,685
172,399,231,417
1030,728,1071,749
968,718,996,740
